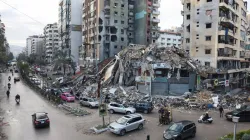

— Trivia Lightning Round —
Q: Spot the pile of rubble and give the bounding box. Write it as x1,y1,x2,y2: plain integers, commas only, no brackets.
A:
98,44,216,87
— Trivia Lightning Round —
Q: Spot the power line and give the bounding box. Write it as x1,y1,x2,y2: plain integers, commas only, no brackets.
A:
0,0,45,26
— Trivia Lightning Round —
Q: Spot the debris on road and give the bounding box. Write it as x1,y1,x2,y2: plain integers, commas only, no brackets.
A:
59,104,90,116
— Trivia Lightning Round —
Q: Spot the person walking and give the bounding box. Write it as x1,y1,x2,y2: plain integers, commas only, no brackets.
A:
219,105,224,118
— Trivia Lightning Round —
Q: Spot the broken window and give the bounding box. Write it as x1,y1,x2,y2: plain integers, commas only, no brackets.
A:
114,11,118,16
206,36,212,41
99,26,103,33
205,49,211,54
187,3,190,10
110,27,117,34
99,18,103,25
111,35,117,42
206,23,212,28
98,35,102,41
205,62,210,66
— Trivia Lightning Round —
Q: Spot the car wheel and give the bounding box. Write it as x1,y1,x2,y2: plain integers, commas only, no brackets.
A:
89,105,93,108
138,124,143,130
191,132,196,138
109,109,114,114
120,129,126,136
143,110,148,114
126,111,131,115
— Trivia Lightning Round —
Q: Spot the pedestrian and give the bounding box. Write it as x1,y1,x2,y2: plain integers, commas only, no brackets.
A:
219,105,224,118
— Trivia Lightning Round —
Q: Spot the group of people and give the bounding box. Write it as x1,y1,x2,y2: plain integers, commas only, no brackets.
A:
7,75,20,103
158,106,171,125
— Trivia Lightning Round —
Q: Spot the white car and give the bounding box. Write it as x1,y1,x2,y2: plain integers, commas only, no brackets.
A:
80,97,99,108
108,102,136,115
109,114,145,136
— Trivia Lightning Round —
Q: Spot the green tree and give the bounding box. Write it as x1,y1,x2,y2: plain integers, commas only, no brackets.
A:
0,29,8,64
52,50,75,75
17,52,27,61
7,52,14,61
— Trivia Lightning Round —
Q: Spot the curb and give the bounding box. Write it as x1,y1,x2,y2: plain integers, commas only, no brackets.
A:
90,127,108,134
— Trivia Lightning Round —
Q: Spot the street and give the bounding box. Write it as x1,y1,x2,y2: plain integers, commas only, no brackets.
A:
0,73,250,140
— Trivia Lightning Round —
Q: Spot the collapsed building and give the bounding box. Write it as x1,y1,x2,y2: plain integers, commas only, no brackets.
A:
97,44,215,96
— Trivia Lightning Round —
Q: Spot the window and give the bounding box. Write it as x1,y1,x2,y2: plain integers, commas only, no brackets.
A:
205,62,210,66
114,45,117,49
206,23,212,28
206,36,212,41
205,49,211,54
121,20,124,24
121,12,124,16
207,0,212,2
186,38,190,43
121,4,124,8
187,15,190,20
114,11,118,15
114,20,118,23
173,39,176,41
121,29,124,34
114,3,118,6
121,37,124,41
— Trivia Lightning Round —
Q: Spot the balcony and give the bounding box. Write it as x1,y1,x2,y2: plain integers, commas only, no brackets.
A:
129,4,134,9
218,28,234,37
153,2,160,7
152,26,160,31
46,46,52,49
152,10,160,15
104,4,110,9
152,18,160,23
129,12,133,16
128,19,134,23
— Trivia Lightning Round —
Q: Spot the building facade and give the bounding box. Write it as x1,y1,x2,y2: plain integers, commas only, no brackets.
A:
58,0,82,64
182,0,249,88
44,23,60,63
134,0,160,45
26,35,44,56
157,30,182,48
80,0,161,65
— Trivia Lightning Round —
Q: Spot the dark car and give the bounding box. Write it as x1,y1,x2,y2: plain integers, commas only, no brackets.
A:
32,112,50,128
163,120,196,140
225,105,250,122
15,69,19,73
14,77,20,81
51,88,63,96
134,101,154,114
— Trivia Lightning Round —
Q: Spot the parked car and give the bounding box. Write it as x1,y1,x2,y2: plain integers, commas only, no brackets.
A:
60,93,75,102
50,88,63,96
163,120,196,140
34,79,41,85
32,112,50,128
80,97,99,108
14,77,20,81
60,87,73,94
133,101,153,114
225,105,250,122
108,102,136,115
109,114,145,136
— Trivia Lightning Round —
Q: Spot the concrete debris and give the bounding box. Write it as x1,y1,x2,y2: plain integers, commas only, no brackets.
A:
98,44,215,87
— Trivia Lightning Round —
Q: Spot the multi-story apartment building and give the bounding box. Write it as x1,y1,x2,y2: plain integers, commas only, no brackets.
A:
182,0,249,88
44,23,60,63
134,0,160,45
80,0,160,65
157,30,182,48
58,0,82,64
26,35,44,56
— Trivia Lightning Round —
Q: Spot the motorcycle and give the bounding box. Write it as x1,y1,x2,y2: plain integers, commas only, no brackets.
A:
198,115,213,123
15,98,20,104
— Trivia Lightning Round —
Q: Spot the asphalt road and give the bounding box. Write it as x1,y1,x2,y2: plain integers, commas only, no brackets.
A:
0,73,250,140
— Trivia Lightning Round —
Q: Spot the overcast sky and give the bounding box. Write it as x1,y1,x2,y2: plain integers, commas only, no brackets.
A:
0,0,248,47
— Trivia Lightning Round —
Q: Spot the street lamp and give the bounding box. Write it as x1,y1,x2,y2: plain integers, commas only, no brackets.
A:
232,116,240,140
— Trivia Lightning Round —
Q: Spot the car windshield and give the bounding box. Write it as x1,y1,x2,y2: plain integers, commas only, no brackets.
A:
89,98,97,102
168,123,183,132
62,88,70,92
116,117,128,125
36,114,47,119
66,94,72,97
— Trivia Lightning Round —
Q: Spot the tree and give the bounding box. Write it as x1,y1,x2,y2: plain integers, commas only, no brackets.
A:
0,29,8,64
17,52,27,61
52,50,75,75
7,52,14,61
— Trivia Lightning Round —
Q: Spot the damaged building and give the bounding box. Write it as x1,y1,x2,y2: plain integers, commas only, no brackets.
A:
80,0,161,66
181,0,250,91
98,44,214,96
